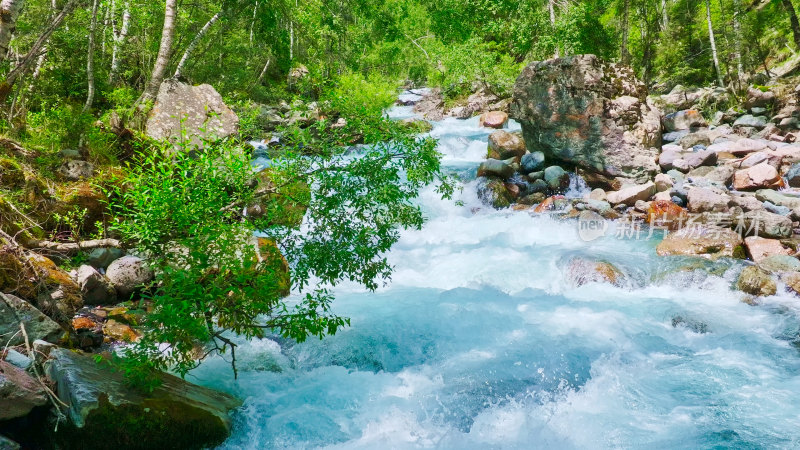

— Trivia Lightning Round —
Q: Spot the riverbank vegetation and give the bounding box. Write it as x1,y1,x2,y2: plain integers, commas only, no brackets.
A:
3,0,800,385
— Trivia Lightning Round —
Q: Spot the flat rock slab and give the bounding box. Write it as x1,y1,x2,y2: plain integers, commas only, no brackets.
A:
45,348,242,449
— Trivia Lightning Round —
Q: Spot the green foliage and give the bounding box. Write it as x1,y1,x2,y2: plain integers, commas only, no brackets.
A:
428,39,524,100
109,123,453,383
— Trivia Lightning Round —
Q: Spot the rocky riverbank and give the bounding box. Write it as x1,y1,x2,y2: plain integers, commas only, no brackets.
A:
469,54,800,302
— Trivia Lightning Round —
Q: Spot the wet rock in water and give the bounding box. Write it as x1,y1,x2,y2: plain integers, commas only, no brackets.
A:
564,257,624,287
732,162,784,190
44,348,242,449
647,200,687,230
479,111,509,129
105,256,154,300
606,182,656,206
736,266,777,296
398,118,433,133
487,130,526,160
0,293,63,345
686,187,729,213
671,315,709,334
477,177,513,209
744,236,792,264
146,80,238,145
0,360,47,421
74,265,117,306
656,226,744,259
520,151,545,174
741,210,793,239
477,159,515,180
543,166,570,191
511,55,661,183
760,254,800,273
519,192,547,205
663,109,707,132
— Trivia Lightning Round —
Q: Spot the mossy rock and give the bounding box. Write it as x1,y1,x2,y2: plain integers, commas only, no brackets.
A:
256,237,291,297
44,349,242,450
54,181,109,234
0,158,24,189
736,266,777,297
0,194,44,245
249,169,310,227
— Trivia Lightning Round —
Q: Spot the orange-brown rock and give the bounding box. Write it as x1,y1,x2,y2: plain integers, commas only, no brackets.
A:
565,257,624,287
744,236,792,264
646,200,687,230
479,111,509,129
102,319,141,343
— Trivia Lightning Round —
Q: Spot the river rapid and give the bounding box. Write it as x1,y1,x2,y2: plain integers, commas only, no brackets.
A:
194,95,800,449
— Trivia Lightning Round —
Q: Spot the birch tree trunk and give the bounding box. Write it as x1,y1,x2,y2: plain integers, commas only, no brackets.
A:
733,4,744,85
1,0,79,100
83,0,99,112
109,2,131,83
621,0,630,64
0,0,25,63
705,0,724,87
249,1,258,45
173,10,222,80
138,0,177,106
548,0,559,58
661,0,668,30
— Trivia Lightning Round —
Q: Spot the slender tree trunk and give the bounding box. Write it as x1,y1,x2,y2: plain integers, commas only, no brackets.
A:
138,0,177,106
733,9,744,85
83,0,99,113
249,1,258,45
782,0,800,49
705,0,724,86
0,0,25,62
0,0,79,100
621,0,631,64
109,2,131,83
174,11,221,80
256,57,270,84
31,0,57,80
548,0,559,58
661,0,669,29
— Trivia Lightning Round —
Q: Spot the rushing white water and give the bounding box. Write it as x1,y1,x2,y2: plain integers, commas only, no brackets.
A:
194,102,800,449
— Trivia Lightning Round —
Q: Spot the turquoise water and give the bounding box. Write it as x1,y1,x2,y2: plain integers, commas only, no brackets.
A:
195,108,800,449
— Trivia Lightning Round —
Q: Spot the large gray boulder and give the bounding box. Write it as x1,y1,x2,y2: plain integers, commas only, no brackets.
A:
146,79,238,145
511,55,661,183
0,293,63,346
105,256,154,299
44,348,242,449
